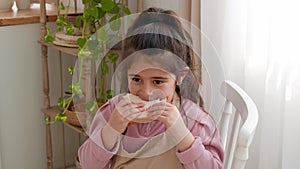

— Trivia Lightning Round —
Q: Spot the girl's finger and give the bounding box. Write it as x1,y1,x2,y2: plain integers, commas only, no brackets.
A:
153,114,168,123
122,105,146,119
147,101,166,111
120,103,143,114
125,111,145,121
117,97,131,108
117,97,145,116
151,101,167,107
148,111,166,121
147,105,165,114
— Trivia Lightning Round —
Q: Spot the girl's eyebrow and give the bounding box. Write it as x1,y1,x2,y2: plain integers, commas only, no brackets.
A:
150,76,169,80
128,74,169,79
128,74,140,77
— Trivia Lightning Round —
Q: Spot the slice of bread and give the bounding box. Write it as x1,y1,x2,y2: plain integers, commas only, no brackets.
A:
127,93,165,123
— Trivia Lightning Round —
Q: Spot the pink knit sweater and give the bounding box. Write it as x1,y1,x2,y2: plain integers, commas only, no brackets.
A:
78,94,224,169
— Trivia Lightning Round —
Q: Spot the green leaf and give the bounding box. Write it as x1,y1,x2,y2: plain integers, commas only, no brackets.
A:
98,88,105,101
85,100,98,112
78,48,91,58
107,53,119,63
86,6,99,18
86,40,101,60
82,0,91,4
77,38,87,49
109,14,121,31
101,0,115,12
97,28,108,41
75,16,83,28
98,7,106,19
57,97,66,108
101,62,109,75
58,2,65,11
55,112,67,122
56,16,67,26
65,23,75,34
93,53,100,61
122,5,131,15
109,14,119,22
106,89,115,99
69,83,82,94
44,35,55,43
109,4,120,14
45,117,51,124
82,10,89,21
68,66,74,75
87,39,98,50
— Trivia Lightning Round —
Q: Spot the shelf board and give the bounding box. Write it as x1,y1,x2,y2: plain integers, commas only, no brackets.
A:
39,41,79,56
39,40,124,57
38,40,122,57
0,4,83,26
41,105,61,117
64,122,88,136
41,106,87,136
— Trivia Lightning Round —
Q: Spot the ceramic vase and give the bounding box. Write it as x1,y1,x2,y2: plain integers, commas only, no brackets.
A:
16,0,31,10
0,0,14,12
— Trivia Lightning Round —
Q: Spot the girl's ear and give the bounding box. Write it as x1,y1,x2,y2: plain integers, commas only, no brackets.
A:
176,67,190,85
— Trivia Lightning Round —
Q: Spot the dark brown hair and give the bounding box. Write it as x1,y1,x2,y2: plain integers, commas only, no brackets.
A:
119,7,203,106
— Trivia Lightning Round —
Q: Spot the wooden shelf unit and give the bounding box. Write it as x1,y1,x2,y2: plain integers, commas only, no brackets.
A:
0,3,83,26
38,41,79,56
38,0,86,169
39,1,144,169
41,106,87,136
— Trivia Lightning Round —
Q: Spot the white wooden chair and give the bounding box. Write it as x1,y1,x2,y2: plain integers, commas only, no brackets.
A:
218,80,259,169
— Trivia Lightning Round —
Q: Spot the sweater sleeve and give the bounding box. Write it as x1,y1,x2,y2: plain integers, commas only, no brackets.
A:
78,99,120,169
176,112,224,169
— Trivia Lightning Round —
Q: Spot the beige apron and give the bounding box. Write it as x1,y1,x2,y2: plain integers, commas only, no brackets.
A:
110,93,184,169
110,133,183,169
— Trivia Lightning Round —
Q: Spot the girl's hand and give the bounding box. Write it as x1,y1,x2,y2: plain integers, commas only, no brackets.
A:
148,101,195,151
108,95,144,133
148,102,181,129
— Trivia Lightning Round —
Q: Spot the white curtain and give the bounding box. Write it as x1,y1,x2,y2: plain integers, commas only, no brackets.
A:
214,0,300,168
138,0,300,168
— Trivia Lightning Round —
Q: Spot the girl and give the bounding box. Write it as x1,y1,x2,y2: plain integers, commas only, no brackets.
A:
78,7,224,169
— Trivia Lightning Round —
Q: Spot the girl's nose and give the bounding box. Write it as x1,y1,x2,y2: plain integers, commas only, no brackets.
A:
139,83,153,101
139,84,164,101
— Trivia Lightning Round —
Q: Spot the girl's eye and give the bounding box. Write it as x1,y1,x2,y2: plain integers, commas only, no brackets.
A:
131,77,141,83
153,80,164,85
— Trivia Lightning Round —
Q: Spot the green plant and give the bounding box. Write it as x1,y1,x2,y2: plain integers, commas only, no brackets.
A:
44,0,131,124
44,0,130,45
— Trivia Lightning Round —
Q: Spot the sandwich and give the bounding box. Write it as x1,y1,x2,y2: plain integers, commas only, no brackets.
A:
126,93,166,123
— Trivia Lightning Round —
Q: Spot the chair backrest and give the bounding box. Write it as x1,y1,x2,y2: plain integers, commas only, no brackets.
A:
218,80,259,169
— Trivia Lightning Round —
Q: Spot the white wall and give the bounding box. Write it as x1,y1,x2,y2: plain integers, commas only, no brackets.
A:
0,151,2,169
0,23,45,169
142,0,179,13
0,23,78,169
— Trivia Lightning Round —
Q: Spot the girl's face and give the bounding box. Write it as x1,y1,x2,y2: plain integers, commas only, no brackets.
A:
127,59,177,102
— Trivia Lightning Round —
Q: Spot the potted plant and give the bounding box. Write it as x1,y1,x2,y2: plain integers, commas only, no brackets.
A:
44,0,131,126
